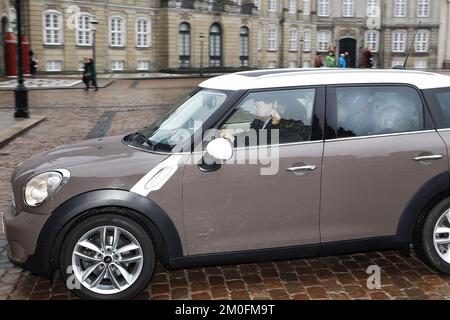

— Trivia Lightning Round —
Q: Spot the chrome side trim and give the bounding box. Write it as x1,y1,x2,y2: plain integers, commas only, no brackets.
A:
325,130,436,143
130,154,184,197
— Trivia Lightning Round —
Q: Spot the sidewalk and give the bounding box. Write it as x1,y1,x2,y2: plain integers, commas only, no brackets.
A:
0,111,46,148
0,78,114,91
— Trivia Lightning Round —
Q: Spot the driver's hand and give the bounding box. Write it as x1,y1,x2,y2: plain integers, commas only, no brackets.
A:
219,129,235,142
271,110,281,125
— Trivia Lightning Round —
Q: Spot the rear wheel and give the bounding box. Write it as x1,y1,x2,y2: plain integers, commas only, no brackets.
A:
60,211,155,299
415,197,450,274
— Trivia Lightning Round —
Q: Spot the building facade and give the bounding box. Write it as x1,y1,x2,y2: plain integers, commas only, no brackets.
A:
0,0,449,74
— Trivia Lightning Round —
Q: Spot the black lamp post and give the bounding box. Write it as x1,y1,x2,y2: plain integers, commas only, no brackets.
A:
90,15,98,73
14,0,29,118
199,33,205,77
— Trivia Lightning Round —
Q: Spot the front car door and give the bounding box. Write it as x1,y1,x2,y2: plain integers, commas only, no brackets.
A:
182,87,325,255
321,85,449,243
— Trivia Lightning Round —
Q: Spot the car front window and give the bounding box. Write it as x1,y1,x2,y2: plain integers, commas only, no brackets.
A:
129,88,229,151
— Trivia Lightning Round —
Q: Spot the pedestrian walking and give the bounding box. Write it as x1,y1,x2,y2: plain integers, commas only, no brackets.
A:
364,45,374,68
29,50,38,78
82,58,90,90
344,52,351,68
339,53,347,68
82,58,98,91
88,58,98,91
314,52,323,68
326,52,336,68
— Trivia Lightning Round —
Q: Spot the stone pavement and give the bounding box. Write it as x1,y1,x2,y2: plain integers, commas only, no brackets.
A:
1,78,450,300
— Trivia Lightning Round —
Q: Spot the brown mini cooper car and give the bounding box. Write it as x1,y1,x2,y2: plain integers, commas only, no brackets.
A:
6,69,450,299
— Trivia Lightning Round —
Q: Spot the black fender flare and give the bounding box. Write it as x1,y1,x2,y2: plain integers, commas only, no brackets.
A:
33,189,183,276
397,171,450,240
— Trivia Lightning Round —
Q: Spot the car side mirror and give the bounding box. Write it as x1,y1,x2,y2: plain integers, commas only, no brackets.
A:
206,138,233,161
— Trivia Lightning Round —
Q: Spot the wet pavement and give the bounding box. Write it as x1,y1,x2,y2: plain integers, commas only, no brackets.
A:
1,78,450,300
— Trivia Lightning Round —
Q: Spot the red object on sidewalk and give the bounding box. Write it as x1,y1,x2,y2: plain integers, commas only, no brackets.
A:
4,33,31,76
5,32,16,76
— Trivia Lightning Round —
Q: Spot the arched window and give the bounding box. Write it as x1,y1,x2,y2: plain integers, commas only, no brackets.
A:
209,24,222,67
109,16,125,47
179,22,191,67
76,14,91,46
136,18,151,47
43,10,62,45
240,27,249,67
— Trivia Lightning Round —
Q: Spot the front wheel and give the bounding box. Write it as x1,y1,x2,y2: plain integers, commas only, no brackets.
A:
415,197,450,274
60,211,155,299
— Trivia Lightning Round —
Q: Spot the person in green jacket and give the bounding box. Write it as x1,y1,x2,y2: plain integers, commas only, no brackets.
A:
326,52,336,68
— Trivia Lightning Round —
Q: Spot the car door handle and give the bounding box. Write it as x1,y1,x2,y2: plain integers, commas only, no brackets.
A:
413,155,443,162
286,165,317,172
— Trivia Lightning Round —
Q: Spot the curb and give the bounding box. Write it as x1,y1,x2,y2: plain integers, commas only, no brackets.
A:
0,115,47,149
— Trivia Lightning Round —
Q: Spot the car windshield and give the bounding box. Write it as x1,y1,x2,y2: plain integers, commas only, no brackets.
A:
127,88,229,151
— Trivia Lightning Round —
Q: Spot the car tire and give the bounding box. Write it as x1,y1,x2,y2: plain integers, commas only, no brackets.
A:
415,197,450,274
59,209,155,299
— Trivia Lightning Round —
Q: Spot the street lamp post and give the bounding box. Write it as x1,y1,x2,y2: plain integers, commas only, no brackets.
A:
199,33,205,77
90,15,98,72
14,0,29,118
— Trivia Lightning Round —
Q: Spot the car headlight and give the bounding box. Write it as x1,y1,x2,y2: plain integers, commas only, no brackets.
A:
24,169,70,206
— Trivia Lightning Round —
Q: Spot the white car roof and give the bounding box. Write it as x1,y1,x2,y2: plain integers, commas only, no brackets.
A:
199,69,450,91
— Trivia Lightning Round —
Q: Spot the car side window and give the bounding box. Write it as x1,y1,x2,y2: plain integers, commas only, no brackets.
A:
335,86,424,138
219,88,316,147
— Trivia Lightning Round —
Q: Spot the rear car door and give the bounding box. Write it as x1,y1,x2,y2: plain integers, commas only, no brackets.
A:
321,85,448,243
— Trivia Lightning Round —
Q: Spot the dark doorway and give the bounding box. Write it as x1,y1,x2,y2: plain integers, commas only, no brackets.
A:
339,38,357,68
0,17,7,76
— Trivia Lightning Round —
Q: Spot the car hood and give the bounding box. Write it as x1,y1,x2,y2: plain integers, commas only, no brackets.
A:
12,136,168,189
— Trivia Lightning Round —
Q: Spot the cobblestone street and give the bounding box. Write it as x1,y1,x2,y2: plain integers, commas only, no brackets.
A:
1,78,450,300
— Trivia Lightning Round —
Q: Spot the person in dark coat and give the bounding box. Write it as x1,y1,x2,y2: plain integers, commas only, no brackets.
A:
82,58,90,90
82,58,98,91
29,50,37,78
88,58,98,91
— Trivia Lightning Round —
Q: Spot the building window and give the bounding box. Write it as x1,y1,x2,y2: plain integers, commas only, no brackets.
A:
367,0,379,17
303,29,311,52
392,31,407,52
289,61,297,68
417,0,430,17
289,28,298,51
302,61,311,68
46,60,62,71
288,0,296,13
394,0,407,17
179,22,191,67
317,31,331,52
415,60,427,69
365,30,379,52
240,27,249,67
268,0,277,12
318,0,331,17
254,0,260,10
137,60,150,71
342,0,355,17
268,27,278,51
136,18,150,48
111,60,124,71
303,0,311,15
415,30,429,52
76,14,91,46
43,10,62,45
109,16,125,47
268,61,277,68
209,23,222,67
